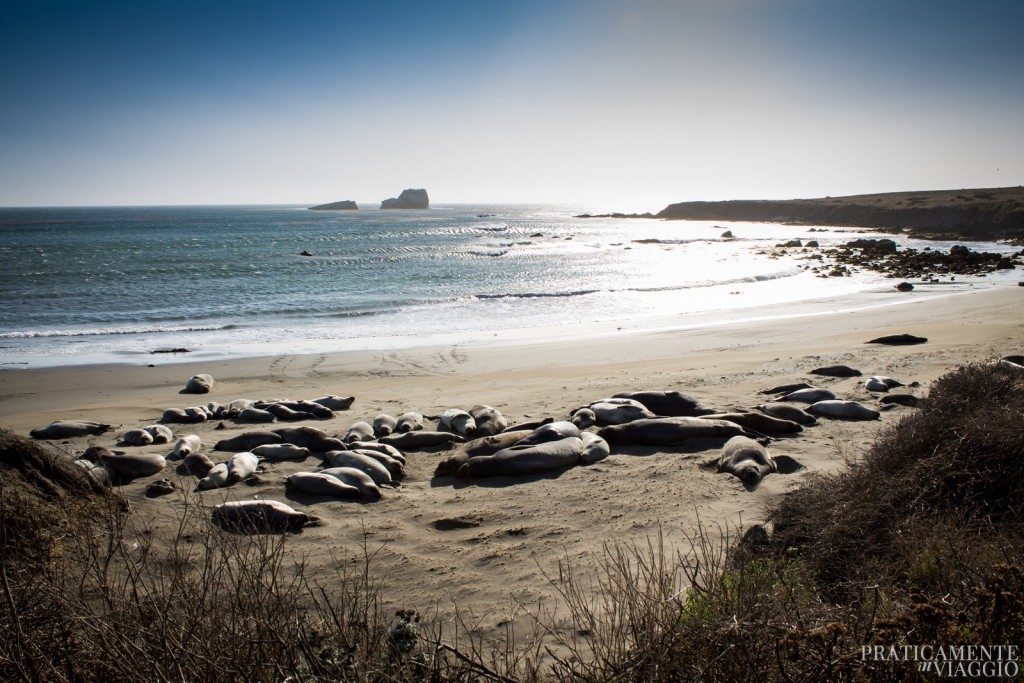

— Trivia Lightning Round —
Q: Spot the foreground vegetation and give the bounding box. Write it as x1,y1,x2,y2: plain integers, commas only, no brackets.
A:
1,361,1021,681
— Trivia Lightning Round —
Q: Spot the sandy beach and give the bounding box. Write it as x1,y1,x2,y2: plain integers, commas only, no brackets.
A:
1,285,1021,646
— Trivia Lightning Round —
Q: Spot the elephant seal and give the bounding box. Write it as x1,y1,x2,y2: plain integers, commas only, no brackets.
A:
162,407,205,424
878,393,920,407
1001,354,1024,366
378,430,463,450
440,409,477,437
755,403,817,426
251,443,311,461
864,376,904,392
197,463,229,489
503,417,554,433
598,417,750,446
226,399,256,417
395,412,425,433
344,421,375,444
699,412,803,435
273,426,346,452
347,448,404,480
214,431,282,451
323,450,393,487
345,441,405,464
184,451,216,475
212,500,318,532
123,428,154,446
587,400,655,425
286,471,362,499
774,388,837,404
144,424,173,444
310,395,355,411
759,382,813,396
611,390,715,417
457,436,584,479
518,421,581,446
182,374,214,394
571,408,597,429
717,436,777,486
237,407,276,423
434,431,533,477
319,467,383,499
810,365,862,377
866,334,927,345
172,435,202,459
807,400,880,420
92,452,167,481
373,414,398,437
580,431,611,464
227,452,259,483
30,420,112,439
468,405,508,437
263,403,315,422
74,459,114,487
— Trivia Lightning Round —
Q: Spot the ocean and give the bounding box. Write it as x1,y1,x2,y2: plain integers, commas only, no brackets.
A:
0,204,1018,368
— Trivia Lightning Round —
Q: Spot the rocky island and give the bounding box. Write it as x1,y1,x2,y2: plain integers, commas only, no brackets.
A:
308,200,358,211
380,188,429,210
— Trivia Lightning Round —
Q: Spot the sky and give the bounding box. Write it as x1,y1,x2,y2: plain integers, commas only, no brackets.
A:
1,0,1023,210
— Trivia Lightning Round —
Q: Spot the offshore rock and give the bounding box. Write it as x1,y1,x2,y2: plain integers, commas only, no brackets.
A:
309,200,358,210
380,189,429,210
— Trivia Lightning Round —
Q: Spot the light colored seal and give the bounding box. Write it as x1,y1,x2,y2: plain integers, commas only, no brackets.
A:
227,451,259,483
598,417,751,446
323,450,393,487
197,462,229,489
611,390,715,416
571,408,597,429
503,417,554,433
226,399,256,417
320,467,383,499
214,431,283,451
434,431,534,477
378,431,463,450
587,400,656,425
395,412,425,433
310,395,356,411
236,407,277,423
717,436,777,486
251,443,311,461
755,403,817,426
518,421,581,446
183,374,214,394
580,431,611,464
344,421,375,444
468,405,508,437
807,400,880,420
30,420,112,439
74,459,114,487
774,388,837,404
347,448,404,480
212,500,318,531
864,376,904,392
286,471,362,499
273,426,346,452
345,441,405,464
457,436,584,479
440,408,477,437
373,414,398,438
172,435,202,459
264,403,316,422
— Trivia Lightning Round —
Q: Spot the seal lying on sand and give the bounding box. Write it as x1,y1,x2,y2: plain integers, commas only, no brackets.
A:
434,431,534,476
379,430,463,450
699,412,803,435
88,451,167,481
310,395,355,411
598,417,750,446
759,382,813,396
878,393,920,407
344,421,375,443
611,390,715,416
251,443,311,461
810,365,862,377
440,409,477,437
212,500,319,532
172,435,202,458
774,388,837,404
755,403,817,426
717,436,777,486
30,420,112,439
273,426,345,452
584,399,655,425
319,467,383,499
324,450,394,487
807,400,880,420
395,412,425,433
864,375,905,392
373,414,398,437
182,374,214,394
214,431,282,451
866,333,927,345
457,436,585,479
286,471,363,499
469,405,508,436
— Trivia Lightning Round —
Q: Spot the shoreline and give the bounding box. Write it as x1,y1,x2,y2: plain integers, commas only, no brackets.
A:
1,285,1020,647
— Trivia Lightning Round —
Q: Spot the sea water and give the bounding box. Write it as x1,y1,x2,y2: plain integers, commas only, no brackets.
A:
0,204,1018,368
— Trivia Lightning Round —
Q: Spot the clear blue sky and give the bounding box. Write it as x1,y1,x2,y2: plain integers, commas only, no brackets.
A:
2,0,1022,209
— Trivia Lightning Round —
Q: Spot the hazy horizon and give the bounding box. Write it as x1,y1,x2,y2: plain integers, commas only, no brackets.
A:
2,0,1023,210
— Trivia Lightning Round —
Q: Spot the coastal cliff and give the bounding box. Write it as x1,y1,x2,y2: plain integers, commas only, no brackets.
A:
656,187,1024,240
381,189,429,210
309,200,358,211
